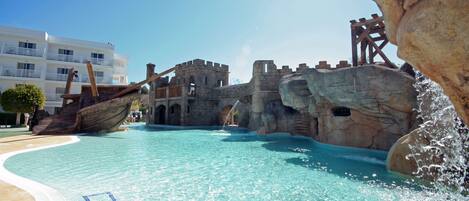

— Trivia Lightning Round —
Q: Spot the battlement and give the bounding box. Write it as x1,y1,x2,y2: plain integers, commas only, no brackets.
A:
175,58,229,71
252,59,354,76
336,60,352,68
315,61,331,69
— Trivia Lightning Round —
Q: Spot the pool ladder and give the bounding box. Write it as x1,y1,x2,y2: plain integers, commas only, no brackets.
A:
82,192,116,201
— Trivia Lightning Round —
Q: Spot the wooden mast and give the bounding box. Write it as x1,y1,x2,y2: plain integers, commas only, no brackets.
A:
110,66,176,99
86,61,99,101
62,68,76,107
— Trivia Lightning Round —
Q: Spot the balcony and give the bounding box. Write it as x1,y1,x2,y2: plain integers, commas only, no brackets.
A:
47,53,83,64
46,93,63,101
89,58,112,66
1,44,44,57
155,85,193,99
0,66,41,78
81,76,112,84
46,53,113,66
46,73,80,82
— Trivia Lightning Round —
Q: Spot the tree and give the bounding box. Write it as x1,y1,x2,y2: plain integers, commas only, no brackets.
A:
0,85,45,126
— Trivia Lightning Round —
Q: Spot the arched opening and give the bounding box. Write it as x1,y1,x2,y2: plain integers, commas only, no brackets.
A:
188,76,196,96
154,105,166,124
331,106,351,117
219,105,239,126
168,104,181,125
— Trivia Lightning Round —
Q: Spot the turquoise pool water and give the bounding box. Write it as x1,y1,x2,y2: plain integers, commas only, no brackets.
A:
4,124,461,200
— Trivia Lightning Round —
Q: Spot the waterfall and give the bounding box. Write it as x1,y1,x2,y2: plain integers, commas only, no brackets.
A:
409,72,469,193
222,100,240,130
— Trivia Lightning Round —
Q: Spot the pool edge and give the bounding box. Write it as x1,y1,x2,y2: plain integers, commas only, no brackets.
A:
0,135,80,201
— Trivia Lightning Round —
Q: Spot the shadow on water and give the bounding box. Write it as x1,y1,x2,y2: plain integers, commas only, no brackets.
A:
221,132,421,190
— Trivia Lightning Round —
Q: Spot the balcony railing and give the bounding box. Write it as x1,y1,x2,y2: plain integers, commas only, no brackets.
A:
155,87,167,99
47,53,83,63
46,93,63,101
46,52,113,66
45,73,80,82
2,44,44,57
0,66,41,78
81,76,112,84
155,85,185,99
90,58,112,66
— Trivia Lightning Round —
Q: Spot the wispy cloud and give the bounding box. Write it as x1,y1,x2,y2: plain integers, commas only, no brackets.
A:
230,42,252,83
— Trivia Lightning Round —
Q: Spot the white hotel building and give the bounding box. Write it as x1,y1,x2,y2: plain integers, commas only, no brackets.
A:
0,26,128,114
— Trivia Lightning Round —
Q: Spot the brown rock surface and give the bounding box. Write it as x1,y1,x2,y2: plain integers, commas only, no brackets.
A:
387,128,441,180
280,65,418,150
374,0,469,124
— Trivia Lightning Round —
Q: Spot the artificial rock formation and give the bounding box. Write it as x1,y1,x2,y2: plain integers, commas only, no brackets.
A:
280,65,417,150
374,0,469,124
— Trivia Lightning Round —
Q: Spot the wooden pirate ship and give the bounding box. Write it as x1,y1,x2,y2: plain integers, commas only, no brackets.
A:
33,62,174,134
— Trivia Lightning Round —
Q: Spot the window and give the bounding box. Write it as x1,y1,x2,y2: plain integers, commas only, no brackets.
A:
58,49,73,55
17,63,35,70
57,68,70,75
91,53,104,59
204,76,208,85
18,41,36,49
186,105,190,113
94,71,104,77
331,107,351,117
217,80,224,87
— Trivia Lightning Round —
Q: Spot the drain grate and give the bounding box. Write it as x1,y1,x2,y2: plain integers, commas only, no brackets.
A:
82,192,117,201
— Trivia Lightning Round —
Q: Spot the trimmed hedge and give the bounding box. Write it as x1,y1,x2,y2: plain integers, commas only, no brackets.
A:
0,113,25,126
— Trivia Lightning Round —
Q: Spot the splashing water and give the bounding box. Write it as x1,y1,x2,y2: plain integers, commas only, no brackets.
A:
222,100,240,129
409,72,469,193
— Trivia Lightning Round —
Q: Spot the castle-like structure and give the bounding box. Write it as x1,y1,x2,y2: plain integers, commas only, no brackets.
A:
146,57,416,151
146,14,417,151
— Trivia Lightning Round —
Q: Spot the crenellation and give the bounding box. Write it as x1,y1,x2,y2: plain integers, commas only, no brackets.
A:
296,63,309,72
335,60,351,68
193,59,205,66
315,61,331,69
214,63,220,68
221,64,229,71
206,61,213,67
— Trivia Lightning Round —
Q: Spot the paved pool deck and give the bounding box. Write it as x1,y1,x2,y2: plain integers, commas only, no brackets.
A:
0,128,74,201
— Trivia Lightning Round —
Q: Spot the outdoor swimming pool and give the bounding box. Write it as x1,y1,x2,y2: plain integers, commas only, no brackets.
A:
4,124,462,200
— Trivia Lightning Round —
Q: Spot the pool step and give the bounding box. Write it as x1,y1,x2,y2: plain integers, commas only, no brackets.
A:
82,192,116,201
294,114,311,135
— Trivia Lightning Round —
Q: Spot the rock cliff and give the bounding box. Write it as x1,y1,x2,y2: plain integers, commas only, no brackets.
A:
374,0,469,124
280,65,417,150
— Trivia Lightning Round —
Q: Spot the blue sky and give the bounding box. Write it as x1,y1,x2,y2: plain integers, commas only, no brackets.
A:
0,0,400,83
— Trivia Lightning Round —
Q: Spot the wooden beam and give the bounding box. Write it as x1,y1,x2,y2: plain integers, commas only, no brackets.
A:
365,37,398,68
110,66,176,99
62,68,75,107
360,40,368,65
371,39,389,57
350,16,384,27
351,25,358,66
86,61,99,99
